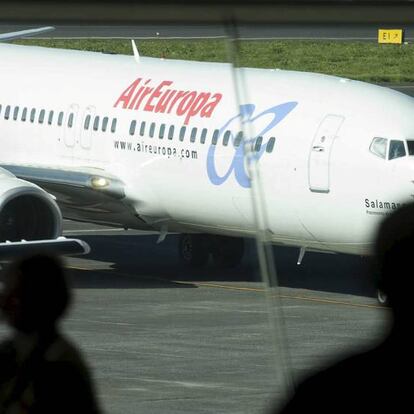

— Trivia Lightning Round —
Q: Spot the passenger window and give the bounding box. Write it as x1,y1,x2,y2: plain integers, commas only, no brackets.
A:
149,122,155,138
13,107,19,121
234,131,243,147
68,113,74,128
84,115,91,130
200,128,208,144
4,105,11,120
266,137,276,153
21,108,27,122
179,126,186,141
389,140,406,160
39,109,45,124
30,108,36,123
93,116,100,131
140,121,146,136
129,120,136,135
57,112,64,126
212,129,219,145
159,124,165,139
369,137,387,159
168,125,174,140
223,130,231,146
111,118,117,133
102,117,109,132
48,111,54,125
190,127,197,143
254,136,263,152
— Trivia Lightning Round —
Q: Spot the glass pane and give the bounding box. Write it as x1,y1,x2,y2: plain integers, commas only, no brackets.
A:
139,121,145,136
179,126,186,141
266,137,276,153
200,128,208,144
93,116,99,131
102,117,109,132
48,111,54,125
168,125,174,140
4,105,10,120
159,123,165,139
68,113,74,128
370,137,387,159
389,140,406,160
21,107,27,122
149,122,155,138
58,111,64,126
111,118,117,133
212,129,219,145
129,120,136,135
84,114,91,129
13,106,19,121
5,25,391,414
39,109,45,124
223,130,231,146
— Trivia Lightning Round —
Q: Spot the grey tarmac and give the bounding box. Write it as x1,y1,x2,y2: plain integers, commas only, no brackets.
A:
0,220,389,413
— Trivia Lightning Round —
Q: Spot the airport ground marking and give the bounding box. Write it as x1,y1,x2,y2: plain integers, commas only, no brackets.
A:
64,266,387,310
174,280,387,310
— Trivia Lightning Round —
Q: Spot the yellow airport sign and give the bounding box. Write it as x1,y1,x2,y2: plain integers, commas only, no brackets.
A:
378,29,404,44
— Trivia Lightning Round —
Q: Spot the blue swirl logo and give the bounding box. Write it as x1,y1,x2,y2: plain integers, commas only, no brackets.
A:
206,101,298,188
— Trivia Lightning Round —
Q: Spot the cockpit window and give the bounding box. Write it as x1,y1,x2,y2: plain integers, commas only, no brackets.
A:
370,137,387,159
389,140,406,160
407,140,414,155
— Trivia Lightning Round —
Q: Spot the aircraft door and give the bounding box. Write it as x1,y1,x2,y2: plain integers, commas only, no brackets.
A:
63,104,79,148
308,114,344,193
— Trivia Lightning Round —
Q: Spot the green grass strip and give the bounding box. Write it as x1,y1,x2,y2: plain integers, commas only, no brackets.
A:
13,38,414,83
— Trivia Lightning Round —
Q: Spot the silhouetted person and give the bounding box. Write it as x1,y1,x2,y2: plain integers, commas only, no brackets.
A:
274,203,414,413
0,254,101,413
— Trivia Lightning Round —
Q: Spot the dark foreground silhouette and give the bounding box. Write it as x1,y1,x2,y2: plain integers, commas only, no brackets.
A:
0,254,101,414
274,204,414,413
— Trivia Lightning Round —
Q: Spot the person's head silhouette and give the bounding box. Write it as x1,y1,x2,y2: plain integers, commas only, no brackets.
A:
0,254,71,334
374,203,414,329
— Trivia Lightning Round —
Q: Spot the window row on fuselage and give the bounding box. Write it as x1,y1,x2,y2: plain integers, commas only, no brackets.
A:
128,119,276,153
0,104,118,134
0,103,276,153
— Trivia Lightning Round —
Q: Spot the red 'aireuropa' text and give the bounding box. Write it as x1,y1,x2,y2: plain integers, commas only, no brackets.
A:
114,78,223,125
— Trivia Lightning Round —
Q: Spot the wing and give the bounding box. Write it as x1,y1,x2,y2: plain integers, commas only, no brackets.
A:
0,164,149,230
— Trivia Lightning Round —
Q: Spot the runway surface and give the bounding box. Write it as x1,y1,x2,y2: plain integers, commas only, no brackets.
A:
2,24,414,41
0,220,389,414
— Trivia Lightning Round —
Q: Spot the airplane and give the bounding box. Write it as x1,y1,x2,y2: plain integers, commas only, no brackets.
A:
1,27,413,301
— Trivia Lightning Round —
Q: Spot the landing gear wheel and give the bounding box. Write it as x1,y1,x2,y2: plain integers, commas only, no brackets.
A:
211,236,244,269
179,234,209,267
377,289,389,306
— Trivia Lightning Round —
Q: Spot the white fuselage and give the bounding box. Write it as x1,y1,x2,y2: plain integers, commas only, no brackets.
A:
1,43,414,255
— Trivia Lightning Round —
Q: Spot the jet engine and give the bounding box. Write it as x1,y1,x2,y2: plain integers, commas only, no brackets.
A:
0,169,62,242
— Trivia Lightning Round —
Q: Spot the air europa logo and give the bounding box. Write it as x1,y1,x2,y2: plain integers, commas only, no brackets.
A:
207,101,298,188
114,78,223,125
